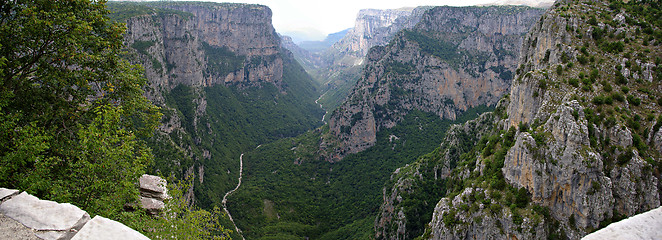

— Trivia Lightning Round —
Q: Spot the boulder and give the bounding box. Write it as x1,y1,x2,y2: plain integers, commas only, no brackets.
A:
140,197,165,215
139,174,168,200
70,216,149,240
0,192,90,240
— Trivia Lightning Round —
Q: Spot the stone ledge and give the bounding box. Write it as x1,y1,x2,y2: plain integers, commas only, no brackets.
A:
0,188,149,240
71,216,149,240
582,206,662,240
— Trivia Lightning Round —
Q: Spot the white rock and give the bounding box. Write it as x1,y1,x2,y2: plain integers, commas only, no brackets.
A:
140,196,165,214
139,174,168,200
582,206,662,240
0,188,19,201
70,216,149,240
0,192,90,240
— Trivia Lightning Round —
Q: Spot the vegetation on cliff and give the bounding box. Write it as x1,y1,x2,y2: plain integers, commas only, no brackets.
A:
377,0,662,239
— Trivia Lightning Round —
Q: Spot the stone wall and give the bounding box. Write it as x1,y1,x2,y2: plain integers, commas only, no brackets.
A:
0,188,148,240
0,175,167,240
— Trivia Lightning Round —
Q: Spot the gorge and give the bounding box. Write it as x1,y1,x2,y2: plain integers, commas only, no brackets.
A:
2,0,661,239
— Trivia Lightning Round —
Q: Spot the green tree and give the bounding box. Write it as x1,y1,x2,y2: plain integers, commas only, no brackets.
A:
0,0,160,218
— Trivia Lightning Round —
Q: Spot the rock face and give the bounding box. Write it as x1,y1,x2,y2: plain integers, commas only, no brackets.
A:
581,206,662,240
311,7,433,112
377,0,662,239
503,100,620,230
121,3,284,104
325,6,544,161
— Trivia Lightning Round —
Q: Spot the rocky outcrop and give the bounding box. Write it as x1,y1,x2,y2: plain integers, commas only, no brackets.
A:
139,174,169,215
375,110,501,239
501,0,661,236
428,188,545,240
0,188,148,240
503,101,617,230
582,206,662,240
326,6,544,161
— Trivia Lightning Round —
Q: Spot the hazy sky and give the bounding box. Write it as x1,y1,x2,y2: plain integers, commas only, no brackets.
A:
137,0,553,41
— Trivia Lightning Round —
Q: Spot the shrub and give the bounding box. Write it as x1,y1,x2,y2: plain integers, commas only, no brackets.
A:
515,188,529,208
557,65,563,75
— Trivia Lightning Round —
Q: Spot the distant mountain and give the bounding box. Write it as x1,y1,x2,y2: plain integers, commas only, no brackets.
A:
280,34,327,73
281,29,326,44
298,28,351,53
325,5,544,161
315,7,433,112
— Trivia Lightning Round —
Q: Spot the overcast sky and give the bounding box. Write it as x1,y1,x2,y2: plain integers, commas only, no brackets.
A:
132,0,554,41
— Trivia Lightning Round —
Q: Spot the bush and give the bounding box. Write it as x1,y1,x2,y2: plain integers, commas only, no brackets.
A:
515,188,529,208
627,95,641,106
557,65,563,75
603,82,613,92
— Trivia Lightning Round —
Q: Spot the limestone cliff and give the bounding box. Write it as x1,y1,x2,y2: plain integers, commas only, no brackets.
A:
314,7,433,112
325,6,544,161
377,0,662,239
122,2,283,95
500,0,662,235
326,7,430,66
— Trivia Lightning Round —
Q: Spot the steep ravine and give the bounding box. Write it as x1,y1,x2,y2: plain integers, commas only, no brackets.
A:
109,1,324,213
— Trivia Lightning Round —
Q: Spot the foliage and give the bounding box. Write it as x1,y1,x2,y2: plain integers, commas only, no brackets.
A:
106,2,194,22
228,107,491,239
153,51,324,210
120,178,231,239
404,30,459,63
201,42,245,77
0,0,160,219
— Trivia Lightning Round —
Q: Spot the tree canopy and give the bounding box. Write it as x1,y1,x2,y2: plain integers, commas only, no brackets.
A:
0,0,160,217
